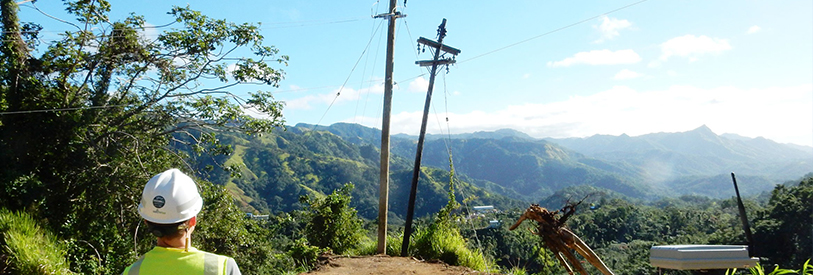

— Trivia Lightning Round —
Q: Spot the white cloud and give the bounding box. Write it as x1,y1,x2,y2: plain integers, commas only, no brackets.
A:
283,77,432,110
594,16,632,43
522,73,531,79
408,76,429,93
659,35,731,61
747,25,762,34
138,22,162,41
613,69,642,80
548,49,641,67
284,82,384,110
355,84,813,147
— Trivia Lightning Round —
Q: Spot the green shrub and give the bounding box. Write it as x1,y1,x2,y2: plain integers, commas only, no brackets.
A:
300,183,365,254
287,238,324,269
0,208,75,275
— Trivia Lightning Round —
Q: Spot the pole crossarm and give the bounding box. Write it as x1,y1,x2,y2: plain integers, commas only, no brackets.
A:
415,59,456,67
373,12,406,19
417,37,461,55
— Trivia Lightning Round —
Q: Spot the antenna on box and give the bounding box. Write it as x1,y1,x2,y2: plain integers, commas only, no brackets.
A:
731,172,755,257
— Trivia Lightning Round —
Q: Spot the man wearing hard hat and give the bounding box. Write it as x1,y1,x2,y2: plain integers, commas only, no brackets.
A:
122,169,241,275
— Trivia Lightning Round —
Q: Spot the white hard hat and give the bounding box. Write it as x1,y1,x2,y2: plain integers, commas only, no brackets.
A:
138,169,203,224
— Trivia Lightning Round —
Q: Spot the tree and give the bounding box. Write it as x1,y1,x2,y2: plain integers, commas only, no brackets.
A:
754,177,813,268
1,0,287,272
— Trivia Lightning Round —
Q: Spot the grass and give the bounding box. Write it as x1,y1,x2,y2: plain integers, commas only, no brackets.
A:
410,221,489,271
0,208,75,275
354,221,490,271
353,233,404,256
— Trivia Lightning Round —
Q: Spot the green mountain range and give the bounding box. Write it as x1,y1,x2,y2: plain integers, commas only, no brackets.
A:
183,125,525,220
548,125,812,197
186,123,812,219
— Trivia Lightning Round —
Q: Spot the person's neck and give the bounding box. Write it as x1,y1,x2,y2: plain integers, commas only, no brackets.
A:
156,235,188,249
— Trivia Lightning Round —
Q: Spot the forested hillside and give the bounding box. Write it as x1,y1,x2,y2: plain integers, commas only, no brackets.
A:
295,123,812,203
181,127,526,220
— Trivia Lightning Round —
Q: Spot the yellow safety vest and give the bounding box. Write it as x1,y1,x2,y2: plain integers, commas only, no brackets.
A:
122,246,239,275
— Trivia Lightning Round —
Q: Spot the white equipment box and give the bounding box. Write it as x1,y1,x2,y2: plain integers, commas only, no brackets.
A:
650,245,758,270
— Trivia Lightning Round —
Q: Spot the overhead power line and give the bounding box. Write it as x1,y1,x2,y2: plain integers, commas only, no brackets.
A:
263,17,368,29
0,104,134,115
6,0,653,119
459,0,650,64
311,18,387,129
266,0,652,101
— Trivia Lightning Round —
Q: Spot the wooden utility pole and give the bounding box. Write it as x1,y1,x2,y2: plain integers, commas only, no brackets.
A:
401,18,460,256
374,0,404,254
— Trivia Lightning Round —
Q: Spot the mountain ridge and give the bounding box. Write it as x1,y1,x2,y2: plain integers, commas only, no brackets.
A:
304,123,811,199
197,122,811,218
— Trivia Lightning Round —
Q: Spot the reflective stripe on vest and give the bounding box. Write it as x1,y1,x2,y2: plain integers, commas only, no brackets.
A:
127,256,145,275
204,253,219,274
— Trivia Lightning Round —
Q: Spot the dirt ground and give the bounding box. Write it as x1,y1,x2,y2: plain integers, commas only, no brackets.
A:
300,254,500,275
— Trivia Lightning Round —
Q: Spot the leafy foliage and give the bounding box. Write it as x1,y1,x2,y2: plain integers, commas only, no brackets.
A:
727,259,813,275
286,238,325,270
754,177,813,268
300,183,365,255
192,180,285,274
1,0,286,272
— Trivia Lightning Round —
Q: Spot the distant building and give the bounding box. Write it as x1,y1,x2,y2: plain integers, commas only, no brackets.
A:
468,206,500,229
245,213,269,220
473,205,496,214
488,220,501,228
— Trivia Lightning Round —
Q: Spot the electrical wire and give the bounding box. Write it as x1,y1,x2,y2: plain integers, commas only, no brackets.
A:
263,0,652,105
403,19,430,76
459,0,649,64
310,18,386,130
262,17,368,29
0,104,134,115
360,15,386,127
7,0,652,133
352,9,385,125
22,2,81,31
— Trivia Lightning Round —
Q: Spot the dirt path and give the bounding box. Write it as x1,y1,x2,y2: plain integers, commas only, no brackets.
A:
300,255,499,275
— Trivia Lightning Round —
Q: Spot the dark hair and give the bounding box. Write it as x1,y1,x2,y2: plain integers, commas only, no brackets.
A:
144,220,188,239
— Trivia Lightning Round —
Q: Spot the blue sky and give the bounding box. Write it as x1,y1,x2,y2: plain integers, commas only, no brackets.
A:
19,0,813,146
